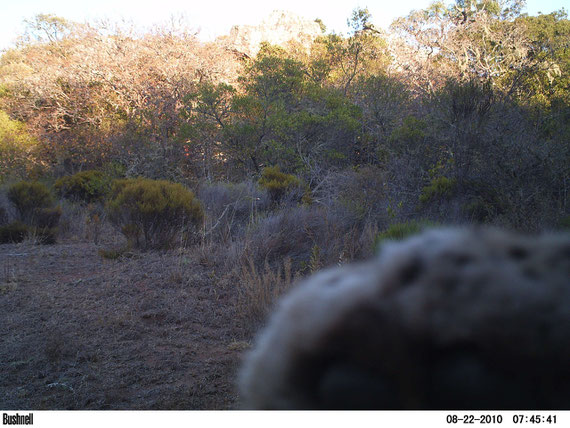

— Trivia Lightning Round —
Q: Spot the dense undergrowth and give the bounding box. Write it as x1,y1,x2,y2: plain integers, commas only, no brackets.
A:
1,2,569,324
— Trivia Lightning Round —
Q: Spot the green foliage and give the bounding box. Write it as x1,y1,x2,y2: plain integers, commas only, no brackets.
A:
462,199,494,223
4,181,60,244
301,187,314,205
420,176,457,204
516,11,570,107
348,7,373,33
106,178,204,250
316,8,389,94
462,196,506,223
102,161,127,180
314,18,326,33
389,116,428,154
374,220,432,249
461,181,507,223
207,45,364,174
54,170,110,203
0,7,568,232
0,221,28,244
559,215,570,230
7,181,54,223
258,166,301,203
0,110,38,183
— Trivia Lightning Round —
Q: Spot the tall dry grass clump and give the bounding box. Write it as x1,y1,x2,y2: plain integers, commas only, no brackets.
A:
237,254,295,324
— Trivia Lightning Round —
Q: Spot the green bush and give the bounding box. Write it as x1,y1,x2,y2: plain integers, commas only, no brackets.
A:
462,199,493,223
0,221,28,244
461,181,507,223
419,176,457,204
258,166,301,203
106,178,204,250
389,116,427,144
0,110,38,183
54,170,110,203
5,181,61,244
7,181,54,223
374,220,433,250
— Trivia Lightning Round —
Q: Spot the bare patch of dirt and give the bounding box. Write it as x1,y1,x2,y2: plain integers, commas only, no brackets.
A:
0,242,254,409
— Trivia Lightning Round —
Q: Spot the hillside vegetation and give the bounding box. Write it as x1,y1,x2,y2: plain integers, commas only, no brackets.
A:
0,1,569,409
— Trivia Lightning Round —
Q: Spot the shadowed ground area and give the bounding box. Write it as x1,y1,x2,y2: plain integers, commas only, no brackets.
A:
0,242,251,409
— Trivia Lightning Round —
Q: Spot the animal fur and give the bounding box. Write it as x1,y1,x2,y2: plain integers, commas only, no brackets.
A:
239,228,570,409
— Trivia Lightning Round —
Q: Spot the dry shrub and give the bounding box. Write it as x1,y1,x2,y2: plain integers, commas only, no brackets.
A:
243,205,361,272
197,180,269,242
313,166,390,225
338,221,379,262
0,191,15,226
56,200,89,241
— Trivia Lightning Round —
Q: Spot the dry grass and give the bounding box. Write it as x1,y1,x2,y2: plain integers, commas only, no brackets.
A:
237,253,296,324
0,241,249,410
1,257,21,294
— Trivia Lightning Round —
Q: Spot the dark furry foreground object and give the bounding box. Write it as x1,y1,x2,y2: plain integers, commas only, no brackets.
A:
239,228,570,409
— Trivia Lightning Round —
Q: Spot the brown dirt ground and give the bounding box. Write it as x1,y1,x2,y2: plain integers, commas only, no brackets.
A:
0,241,254,409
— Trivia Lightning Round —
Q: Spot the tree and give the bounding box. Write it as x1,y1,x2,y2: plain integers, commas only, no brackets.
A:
180,82,235,180
513,10,570,106
21,14,73,44
0,17,240,177
313,8,389,95
390,0,532,93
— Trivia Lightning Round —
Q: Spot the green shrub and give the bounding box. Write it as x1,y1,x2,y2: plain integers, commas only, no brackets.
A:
258,166,301,203
106,178,204,250
0,221,28,244
388,115,427,155
419,176,457,204
559,215,570,230
374,220,434,250
54,170,110,203
0,110,38,183
7,181,53,223
389,116,427,144
5,181,62,244
462,199,493,223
